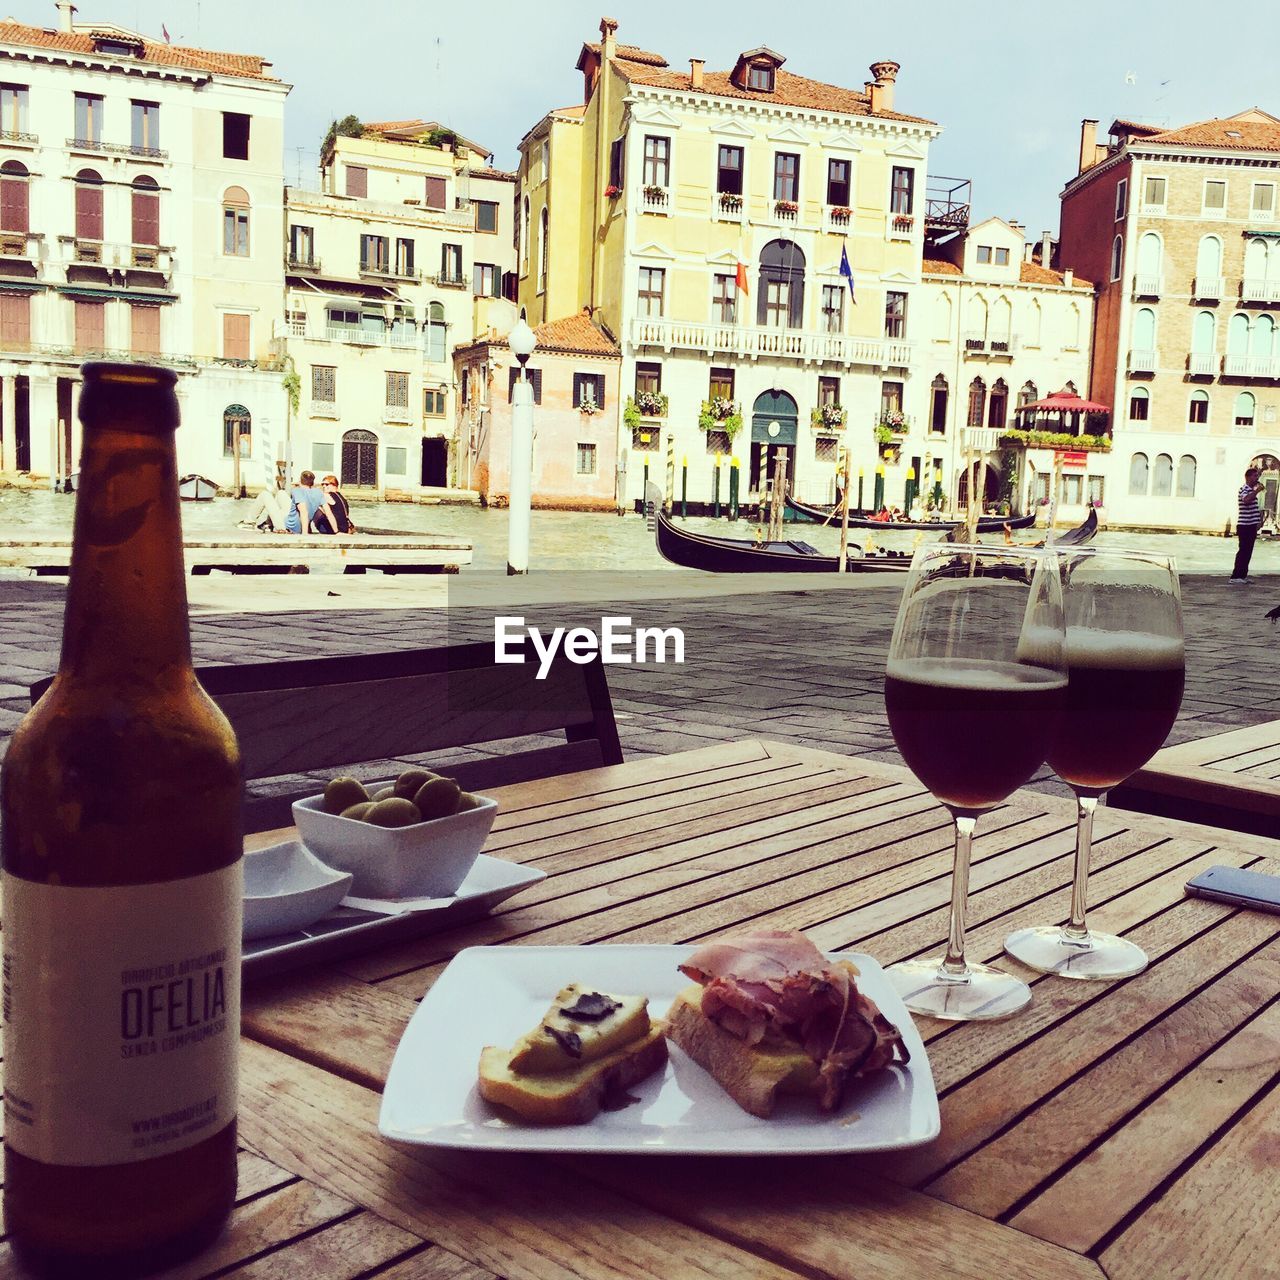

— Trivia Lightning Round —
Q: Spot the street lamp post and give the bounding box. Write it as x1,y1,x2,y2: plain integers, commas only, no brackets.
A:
506,308,537,575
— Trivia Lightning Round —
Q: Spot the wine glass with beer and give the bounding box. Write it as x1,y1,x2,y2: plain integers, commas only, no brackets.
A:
883,545,1066,1021
1005,549,1184,979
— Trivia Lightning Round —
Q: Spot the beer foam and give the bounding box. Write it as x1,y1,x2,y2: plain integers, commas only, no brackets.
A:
1015,624,1065,669
886,658,1066,691
1063,629,1185,670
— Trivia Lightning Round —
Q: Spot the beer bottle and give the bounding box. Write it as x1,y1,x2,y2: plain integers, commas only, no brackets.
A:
1,363,242,1276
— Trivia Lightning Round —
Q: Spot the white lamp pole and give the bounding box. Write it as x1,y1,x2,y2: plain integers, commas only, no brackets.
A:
506,308,537,575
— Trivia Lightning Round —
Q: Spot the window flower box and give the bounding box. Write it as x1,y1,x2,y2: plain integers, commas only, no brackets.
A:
828,205,852,225
642,185,669,205
624,392,668,427
811,403,847,429
718,192,743,212
875,414,910,441
698,397,743,436
998,428,1112,453
775,199,799,218
578,393,600,416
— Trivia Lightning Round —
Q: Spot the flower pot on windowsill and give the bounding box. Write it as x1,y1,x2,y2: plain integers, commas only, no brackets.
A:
775,200,799,218
718,193,743,213
811,405,847,430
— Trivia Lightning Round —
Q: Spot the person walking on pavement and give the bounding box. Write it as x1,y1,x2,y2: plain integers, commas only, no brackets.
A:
1231,466,1264,583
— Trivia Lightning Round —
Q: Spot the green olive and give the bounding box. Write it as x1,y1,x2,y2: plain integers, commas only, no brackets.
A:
324,776,369,814
394,768,437,799
413,776,462,819
366,797,422,828
339,801,375,822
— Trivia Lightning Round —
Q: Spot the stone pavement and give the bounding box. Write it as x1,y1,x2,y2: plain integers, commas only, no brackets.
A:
0,574,1277,802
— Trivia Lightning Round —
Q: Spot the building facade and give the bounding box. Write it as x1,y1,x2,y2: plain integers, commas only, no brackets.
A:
280,124,516,494
0,8,289,489
1060,111,1280,531
517,19,943,510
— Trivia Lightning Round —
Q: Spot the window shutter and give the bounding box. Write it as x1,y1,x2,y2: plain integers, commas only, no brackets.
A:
0,178,27,233
594,374,606,408
222,312,250,360
756,281,768,327
530,368,542,404
508,367,518,403
0,293,30,346
75,186,103,240
74,300,105,350
131,192,159,246
130,303,160,355
425,176,446,210
789,279,805,329
345,165,367,198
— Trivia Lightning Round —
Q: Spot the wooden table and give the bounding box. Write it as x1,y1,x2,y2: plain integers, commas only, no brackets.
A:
1113,719,1280,838
5,740,1277,1280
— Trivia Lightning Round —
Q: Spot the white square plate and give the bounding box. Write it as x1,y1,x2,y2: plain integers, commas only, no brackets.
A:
378,944,939,1154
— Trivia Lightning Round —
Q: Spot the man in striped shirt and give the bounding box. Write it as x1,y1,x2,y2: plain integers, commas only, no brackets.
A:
1230,466,1264,583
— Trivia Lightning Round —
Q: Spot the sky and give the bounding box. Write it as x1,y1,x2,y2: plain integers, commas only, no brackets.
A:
11,0,1278,236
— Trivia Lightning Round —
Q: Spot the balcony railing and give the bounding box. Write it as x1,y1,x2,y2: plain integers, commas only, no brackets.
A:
963,332,1018,357
102,141,168,160
824,206,853,236
0,130,37,145
382,405,414,424
1128,349,1157,373
302,324,422,350
360,262,421,282
433,270,467,289
630,317,913,369
886,212,915,241
287,254,320,271
66,135,107,152
1223,353,1280,378
1133,275,1163,298
712,192,743,223
1192,276,1224,301
1188,353,1217,376
310,398,340,418
639,185,670,215
1242,278,1280,304
0,230,41,258
58,237,174,273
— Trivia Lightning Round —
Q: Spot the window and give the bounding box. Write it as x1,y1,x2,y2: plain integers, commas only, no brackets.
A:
1189,390,1209,424
1136,231,1162,284
712,273,737,323
130,100,160,152
131,175,159,246
474,262,500,297
976,245,992,264
424,175,446,209
1110,235,1123,281
222,111,250,161
890,166,914,215
881,381,904,416
425,302,446,362
1128,452,1149,495
884,290,907,339
1129,387,1150,421
538,208,548,288
1114,177,1128,220
1143,175,1167,209
312,365,336,404
74,168,102,240
440,242,462,283
506,366,543,403
1088,475,1106,507
747,63,774,92
826,158,850,207
1152,453,1174,497
1203,179,1227,214
424,386,446,417
1235,391,1256,426
1018,380,1038,407
0,292,30,348
763,278,791,327
994,247,1009,266
520,196,530,272
637,266,665,317
130,303,160,356
717,145,743,196
311,442,335,472
706,429,731,456
1252,183,1276,217
222,313,250,361
1195,236,1223,287
385,371,409,408
757,239,805,329
359,234,388,273
474,200,498,233
1176,454,1197,497
1062,474,1084,506
394,238,414,277
930,375,948,433
818,375,840,406
0,159,28,233
773,152,799,202
223,408,250,459
709,367,734,401
642,135,670,188
222,186,250,256
822,285,845,334
385,447,407,476
289,224,314,266
635,361,661,396
573,372,606,409
74,93,103,145
576,442,598,476
0,84,28,134
967,377,986,427
988,378,1008,429
608,137,624,188
814,435,839,464
337,164,366,199
326,306,358,331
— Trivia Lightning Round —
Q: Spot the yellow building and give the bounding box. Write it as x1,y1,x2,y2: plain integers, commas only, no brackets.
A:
518,18,941,506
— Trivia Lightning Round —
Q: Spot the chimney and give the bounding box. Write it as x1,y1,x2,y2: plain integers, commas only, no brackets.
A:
1041,230,1053,268
56,0,76,31
1064,269,1074,287
599,16,618,62
689,58,704,90
1078,119,1099,174
1024,242,1035,263
868,60,900,114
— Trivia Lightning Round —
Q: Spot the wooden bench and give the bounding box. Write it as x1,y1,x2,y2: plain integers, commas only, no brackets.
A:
30,640,623,832
1110,719,1280,838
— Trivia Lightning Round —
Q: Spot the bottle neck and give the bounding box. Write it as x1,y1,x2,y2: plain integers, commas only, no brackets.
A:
59,424,192,685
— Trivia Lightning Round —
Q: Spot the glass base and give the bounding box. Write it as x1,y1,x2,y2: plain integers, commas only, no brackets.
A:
883,956,1032,1021
1004,926,1148,980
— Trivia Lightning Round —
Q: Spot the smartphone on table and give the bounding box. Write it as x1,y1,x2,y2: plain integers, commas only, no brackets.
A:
1185,866,1280,915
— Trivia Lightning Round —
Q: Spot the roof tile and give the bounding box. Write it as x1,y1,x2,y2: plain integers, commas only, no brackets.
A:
1140,116,1280,153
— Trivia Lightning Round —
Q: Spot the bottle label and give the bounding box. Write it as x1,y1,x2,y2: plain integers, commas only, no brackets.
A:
2,864,241,1167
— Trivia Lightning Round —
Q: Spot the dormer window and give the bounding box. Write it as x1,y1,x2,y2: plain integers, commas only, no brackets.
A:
731,47,786,92
92,35,145,58
747,63,774,92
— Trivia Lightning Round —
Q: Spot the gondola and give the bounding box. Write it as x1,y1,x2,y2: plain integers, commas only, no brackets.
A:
652,506,912,574
179,474,219,501
942,505,1099,547
784,492,1037,533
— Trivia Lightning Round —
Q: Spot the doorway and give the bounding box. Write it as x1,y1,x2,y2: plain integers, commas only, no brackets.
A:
749,389,798,493
421,436,448,487
341,429,379,487
14,374,29,472
1253,453,1280,520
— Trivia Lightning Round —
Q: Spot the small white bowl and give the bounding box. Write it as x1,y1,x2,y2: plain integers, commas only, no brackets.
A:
243,840,354,941
291,787,499,900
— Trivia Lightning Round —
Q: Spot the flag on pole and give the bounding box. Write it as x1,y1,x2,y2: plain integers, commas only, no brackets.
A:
839,240,856,302
162,23,171,42
734,259,749,296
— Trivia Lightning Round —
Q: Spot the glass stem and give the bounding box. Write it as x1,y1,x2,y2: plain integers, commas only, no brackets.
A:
941,813,977,977
1064,793,1099,942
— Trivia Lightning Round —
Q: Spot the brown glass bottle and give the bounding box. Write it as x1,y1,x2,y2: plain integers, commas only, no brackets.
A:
1,364,242,1277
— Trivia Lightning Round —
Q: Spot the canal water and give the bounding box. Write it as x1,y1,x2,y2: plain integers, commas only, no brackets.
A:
0,487,1273,577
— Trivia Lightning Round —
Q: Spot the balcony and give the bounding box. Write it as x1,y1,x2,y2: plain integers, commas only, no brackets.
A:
0,230,41,259
1242,278,1280,304
360,261,421,282
382,405,414,424
1133,275,1163,298
1192,276,1224,301
287,254,321,272
963,332,1018,358
312,324,422,350
433,271,467,289
1128,349,1157,373
638,185,670,215
66,135,107,154
1188,353,1217,376
310,399,340,418
712,192,744,224
103,141,168,161
0,130,37,147
886,212,915,241
1222,353,1280,378
630,317,913,369
823,206,853,236
128,243,173,272
773,200,800,224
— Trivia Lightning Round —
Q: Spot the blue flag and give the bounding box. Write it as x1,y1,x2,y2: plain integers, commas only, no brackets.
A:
839,241,856,302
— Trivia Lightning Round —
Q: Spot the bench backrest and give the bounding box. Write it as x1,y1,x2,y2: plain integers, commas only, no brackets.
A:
29,640,623,831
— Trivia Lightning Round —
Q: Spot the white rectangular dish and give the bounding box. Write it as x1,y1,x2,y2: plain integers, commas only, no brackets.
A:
378,944,939,1155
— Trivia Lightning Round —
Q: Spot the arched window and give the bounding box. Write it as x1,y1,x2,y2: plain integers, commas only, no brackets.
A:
1067,303,1081,350
1251,313,1275,357
1192,310,1216,354
131,174,159,247
74,167,103,241
1028,298,1043,347
521,196,530,272
1176,454,1197,498
222,185,250,256
1129,386,1150,421
1136,231,1162,286
538,207,548,286
1245,237,1268,283
987,377,1008,429
929,373,948,434
1018,380,1038,407
966,293,988,344
1188,389,1210,425
935,291,952,336
1128,452,1149,495
1132,306,1156,353
222,404,251,459
1228,312,1251,355
1152,453,1174,497
1110,234,1123,281
0,158,29,233
990,296,1012,344
425,301,446,363
967,376,986,428
1195,234,1222,286
757,239,805,329
1235,391,1256,426
340,428,379,487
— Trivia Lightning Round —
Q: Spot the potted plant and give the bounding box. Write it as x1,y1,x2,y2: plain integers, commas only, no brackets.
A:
828,205,852,224
811,403,847,429
578,390,600,416
775,199,799,216
698,397,743,436
604,184,621,199
643,184,668,204
719,192,743,212
624,392,668,427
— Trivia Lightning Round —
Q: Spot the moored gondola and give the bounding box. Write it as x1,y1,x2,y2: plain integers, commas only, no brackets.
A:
783,492,1037,532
